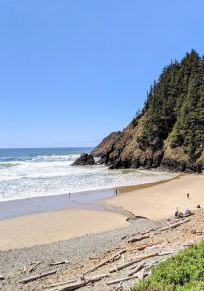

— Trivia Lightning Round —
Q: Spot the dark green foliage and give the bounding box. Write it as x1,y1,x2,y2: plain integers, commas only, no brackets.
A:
137,50,204,162
133,241,204,291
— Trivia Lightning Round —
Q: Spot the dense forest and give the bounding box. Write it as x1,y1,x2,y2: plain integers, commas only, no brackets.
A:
92,50,204,173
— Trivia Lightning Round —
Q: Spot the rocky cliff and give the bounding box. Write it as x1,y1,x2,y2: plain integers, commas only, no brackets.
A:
92,50,204,173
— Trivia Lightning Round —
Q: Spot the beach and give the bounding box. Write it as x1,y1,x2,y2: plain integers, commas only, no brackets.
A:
0,174,203,251
107,174,204,219
0,173,204,290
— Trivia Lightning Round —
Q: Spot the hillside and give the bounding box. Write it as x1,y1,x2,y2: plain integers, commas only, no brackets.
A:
92,50,204,173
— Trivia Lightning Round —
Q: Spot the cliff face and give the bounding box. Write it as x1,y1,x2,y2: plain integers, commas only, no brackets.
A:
92,50,204,173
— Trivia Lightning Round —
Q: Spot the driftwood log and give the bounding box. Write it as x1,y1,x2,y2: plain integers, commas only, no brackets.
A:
83,249,126,275
106,274,139,285
44,279,76,289
56,273,109,291
49,261,69,266
109,252,158,273
128,262,145,276
158,219,190,232
128,234,149,243
20,270,56,284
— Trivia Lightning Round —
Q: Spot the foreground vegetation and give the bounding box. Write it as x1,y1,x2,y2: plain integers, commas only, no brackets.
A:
133,241,204,291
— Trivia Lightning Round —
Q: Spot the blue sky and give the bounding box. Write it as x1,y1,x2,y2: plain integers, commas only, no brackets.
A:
0,0,204,148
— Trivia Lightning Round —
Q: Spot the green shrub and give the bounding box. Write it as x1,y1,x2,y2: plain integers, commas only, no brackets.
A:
133,241,204,291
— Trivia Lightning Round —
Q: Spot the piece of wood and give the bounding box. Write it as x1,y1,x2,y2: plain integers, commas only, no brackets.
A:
49,260,69,266
109,252,158,273
83,249,126,275
44,279,77,289
0,275,5,280
134,242,160,251
23,264,27,273
158,218,190,232
29,262,41,273
56,273,109,291
20,270,56,284
85,273,109,282
128,234,149,243
107,274,139,285
121,254,125,265
56,280,85,291
140,228,156,235
128,262,145,276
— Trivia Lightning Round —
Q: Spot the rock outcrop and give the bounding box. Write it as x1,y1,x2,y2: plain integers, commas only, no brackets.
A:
72,153,96,166
91,50,204,173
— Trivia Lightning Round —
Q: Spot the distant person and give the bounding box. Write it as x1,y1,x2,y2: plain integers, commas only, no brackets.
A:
116,189,118,196
69,192,71,198
187,193,190,199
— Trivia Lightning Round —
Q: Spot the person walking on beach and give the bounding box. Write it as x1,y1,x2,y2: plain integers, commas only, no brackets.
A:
115,189,118,196
187,193,190,199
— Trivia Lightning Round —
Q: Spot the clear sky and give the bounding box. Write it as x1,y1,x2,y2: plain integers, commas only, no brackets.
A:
0,0,204,148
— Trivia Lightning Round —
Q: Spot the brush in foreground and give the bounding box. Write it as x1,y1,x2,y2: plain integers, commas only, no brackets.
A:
133,241,204,290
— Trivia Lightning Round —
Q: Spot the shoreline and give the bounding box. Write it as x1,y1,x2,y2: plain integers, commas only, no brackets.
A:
0,172,178,220
0,173,203,251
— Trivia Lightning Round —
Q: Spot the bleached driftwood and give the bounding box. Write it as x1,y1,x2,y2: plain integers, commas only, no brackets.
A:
20,270,56,284
0,275,5,280
29,262,41,273
49,261,69,266
134,242,159,251
56,273,109,291
83,249,126,275
128,262,145,276
106,274,138,285
109,252,158,273
140,228,156,235
44,279,76,289
121,254,125,265
158,218,190,232
128,234,149,243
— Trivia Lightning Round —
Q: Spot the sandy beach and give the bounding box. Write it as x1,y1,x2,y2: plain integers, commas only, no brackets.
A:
0,174,203,251
107,174,204,219
0,209,129,250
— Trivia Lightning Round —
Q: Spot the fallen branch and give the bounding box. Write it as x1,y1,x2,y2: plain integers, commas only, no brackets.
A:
107,274,138,285
109,252,158,273
158,219,190,232
134,242,160,251
140,228,156,235
128,262,145,276
56,273,109,291
128,234,149,243
20,270,56,284
0,275,5,280
121,254,125,265
44,279,76,289
49,261,69,266
83,249,126,275
29,262,41,273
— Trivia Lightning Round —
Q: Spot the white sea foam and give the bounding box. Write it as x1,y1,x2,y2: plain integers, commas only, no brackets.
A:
0,152,176,202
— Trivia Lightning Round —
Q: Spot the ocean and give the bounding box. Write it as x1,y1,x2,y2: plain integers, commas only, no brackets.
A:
0,147,175,202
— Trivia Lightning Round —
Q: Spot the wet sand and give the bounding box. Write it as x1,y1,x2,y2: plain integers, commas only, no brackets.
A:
107,174,204,219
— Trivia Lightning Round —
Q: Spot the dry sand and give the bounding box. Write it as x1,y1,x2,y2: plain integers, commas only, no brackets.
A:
107,174,204,219
0,209,129,250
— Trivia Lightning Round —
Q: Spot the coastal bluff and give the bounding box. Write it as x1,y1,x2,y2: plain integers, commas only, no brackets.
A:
92,50,204,173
